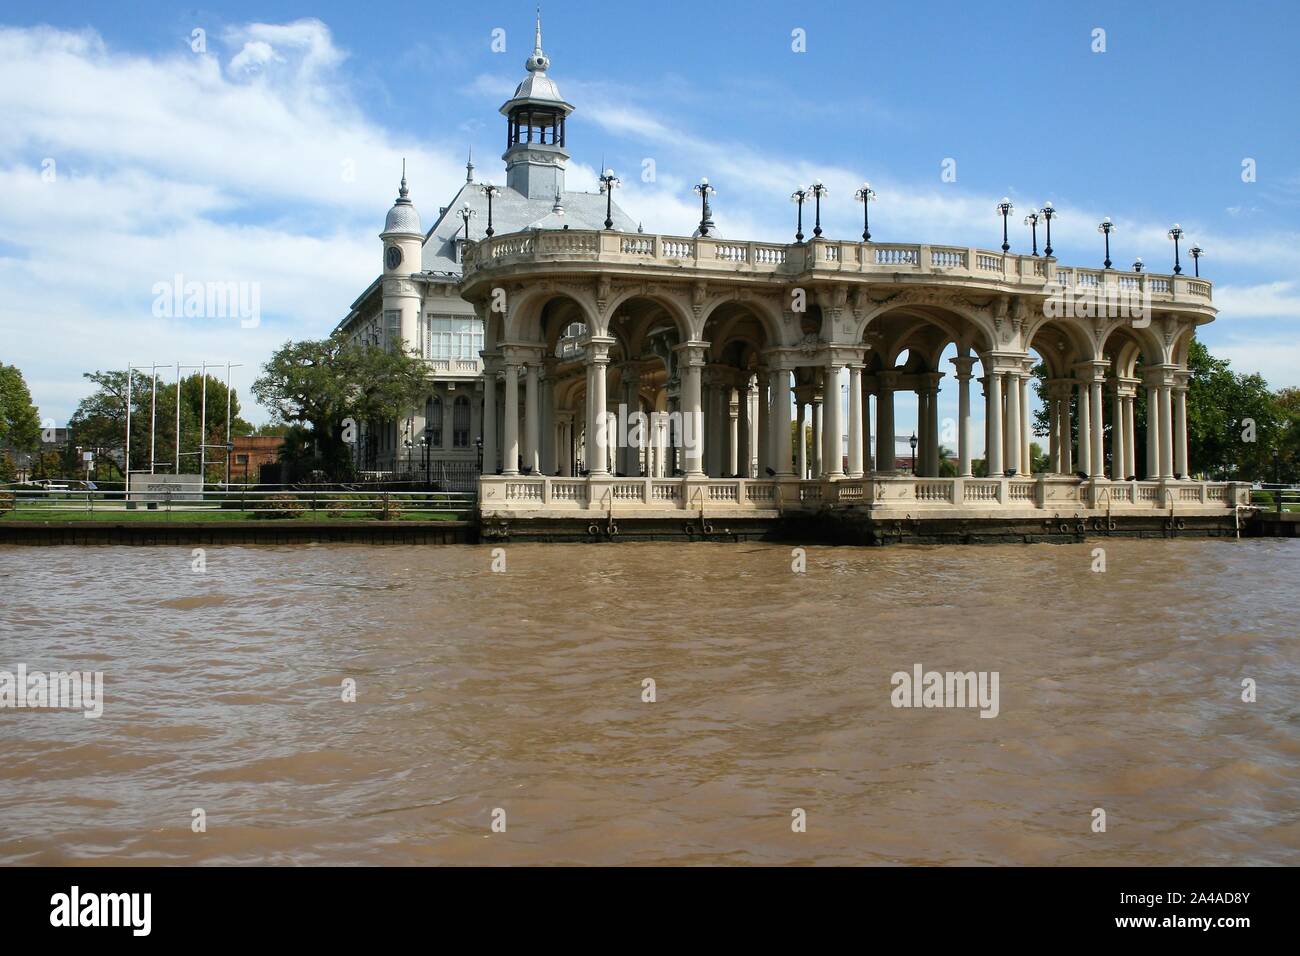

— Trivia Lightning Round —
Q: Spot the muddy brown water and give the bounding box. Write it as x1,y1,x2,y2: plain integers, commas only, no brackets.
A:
1,539,1296,865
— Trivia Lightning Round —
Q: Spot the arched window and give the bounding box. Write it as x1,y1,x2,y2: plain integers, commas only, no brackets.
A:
453,395,471,448
426,396,443,447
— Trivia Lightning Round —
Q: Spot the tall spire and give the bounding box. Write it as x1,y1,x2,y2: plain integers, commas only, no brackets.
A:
526,6,550,72
466,147,474,183
398,157,409,199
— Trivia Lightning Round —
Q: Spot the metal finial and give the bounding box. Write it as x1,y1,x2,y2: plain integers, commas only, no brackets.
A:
398,158,409,199
466,147,474,183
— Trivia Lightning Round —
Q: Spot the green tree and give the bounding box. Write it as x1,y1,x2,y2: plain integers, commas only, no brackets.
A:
0,363,41,452
68,370,253,481
252,332,430,479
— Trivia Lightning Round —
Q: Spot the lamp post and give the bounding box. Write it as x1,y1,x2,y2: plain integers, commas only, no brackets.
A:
693,178,715,237
481,184,501,237
1132,257,1143,272
909,432,918,475
1097,216,1116,269
403,437,413,479
475,435,484,472
419,434,430,487
809,181,828,238
854,182,876,241
790,187,809,243
1024,210,1041,256
1189,244,1204,277
1167,223,1184,275
459,202,477,242
598,168,620,230
1041,201,1055,257
996,198,1014,252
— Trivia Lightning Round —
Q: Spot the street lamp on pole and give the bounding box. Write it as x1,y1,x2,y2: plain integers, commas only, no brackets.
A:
459,202,477,242
1189,244,1204,277
1041,201,1056,257
809,181,828,238
598,168,620,230
1167,223,1184,275
790,187,809,243
909,432,918,475
1132,257,1144,272
693,178,715,237
854,182,876,241
1024,210,1041,256
996,198,1014,252
1097,217,1116,269
481,184,501,237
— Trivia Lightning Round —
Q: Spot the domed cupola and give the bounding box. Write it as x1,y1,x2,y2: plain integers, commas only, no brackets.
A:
499,12,574,200
382,162,422,237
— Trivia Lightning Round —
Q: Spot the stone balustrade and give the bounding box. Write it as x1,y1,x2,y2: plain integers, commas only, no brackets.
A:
480,475,1249,516
463,229,1213,303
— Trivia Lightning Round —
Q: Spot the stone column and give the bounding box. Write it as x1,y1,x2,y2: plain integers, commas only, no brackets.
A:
756,370,770,476
1076,379,1091,477
847,365,864,478
952,357,975,478
823,365,844,478
737,377,752,478
1111,387,1125,481
1047,392,1060,473
862,377,873,473
1145,381,1160,480
728,386,739,477
796,399,807,478
774,366,794,477
1159,381,1174,480
1174,383,1189,478
811,393,823,477
541,360,556,475
1019,371,1031,475
927,377,942,476
502,354,521,476
481,361,498,474
1124,394,1137,482
987,371,1004,477
1004,371,1020,475
876,372,897,472
587,340,611,477
1061,391,1073,475
1090,375,1105,481
678,345,705,477
524,358,540,473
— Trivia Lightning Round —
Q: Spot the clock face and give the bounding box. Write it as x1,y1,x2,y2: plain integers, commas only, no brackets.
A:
385,246,402,270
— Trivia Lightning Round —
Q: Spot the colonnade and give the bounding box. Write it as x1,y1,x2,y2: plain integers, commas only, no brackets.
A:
477,344,1191,482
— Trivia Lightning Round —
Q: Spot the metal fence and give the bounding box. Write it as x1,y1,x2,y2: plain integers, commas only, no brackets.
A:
0,483,477,518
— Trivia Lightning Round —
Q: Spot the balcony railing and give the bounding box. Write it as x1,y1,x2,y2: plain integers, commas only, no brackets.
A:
480,475,1249,514
462,230,1213,303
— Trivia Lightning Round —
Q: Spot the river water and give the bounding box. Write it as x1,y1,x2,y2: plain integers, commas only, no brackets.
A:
1,539,1296,865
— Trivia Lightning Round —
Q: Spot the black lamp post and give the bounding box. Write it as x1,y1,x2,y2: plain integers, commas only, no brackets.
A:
1189,245,1204,277
1024,210,1041,256
1132,257,1144,272
459,202,477,242
1167,223,1184,275
1097,217,1115,269
598,168,620,230
790,187,809,243
809,181,828,238
481,184,500,237
403,437,413,478
854,182,876,241
420,433,430,487
1041,201,1055,257
475,435,483,472
693,178,715,237
996,198,1014,252
909,432,918,474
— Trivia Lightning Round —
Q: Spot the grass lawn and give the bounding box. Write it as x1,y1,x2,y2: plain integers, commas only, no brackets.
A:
0,508,466,523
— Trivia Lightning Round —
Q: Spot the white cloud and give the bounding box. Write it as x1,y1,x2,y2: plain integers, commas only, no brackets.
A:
1213,281,1300,319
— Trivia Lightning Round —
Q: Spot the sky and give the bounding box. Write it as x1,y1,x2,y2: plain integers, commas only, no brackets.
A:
2,0,1298,445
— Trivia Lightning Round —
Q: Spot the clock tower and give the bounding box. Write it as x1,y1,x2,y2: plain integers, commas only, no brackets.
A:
379,161,423,356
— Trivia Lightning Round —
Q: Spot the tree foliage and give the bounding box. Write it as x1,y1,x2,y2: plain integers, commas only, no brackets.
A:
0,363,41,452
252,333,430,479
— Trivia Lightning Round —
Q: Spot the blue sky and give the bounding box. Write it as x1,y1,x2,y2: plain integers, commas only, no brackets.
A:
2,0,1298,437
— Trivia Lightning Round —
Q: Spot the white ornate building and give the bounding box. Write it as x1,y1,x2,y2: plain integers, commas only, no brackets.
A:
335,18,635,478
335,19,1247,532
